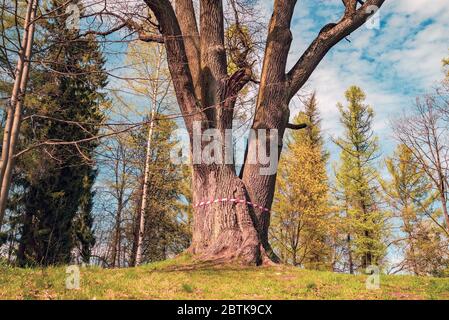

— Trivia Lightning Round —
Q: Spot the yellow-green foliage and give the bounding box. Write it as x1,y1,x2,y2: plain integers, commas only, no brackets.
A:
272,93,333,270
335,86,387,271
380,144,449,277
1,255,449,300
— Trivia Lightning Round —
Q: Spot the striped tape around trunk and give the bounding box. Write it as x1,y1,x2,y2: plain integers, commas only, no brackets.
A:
194,198,270,212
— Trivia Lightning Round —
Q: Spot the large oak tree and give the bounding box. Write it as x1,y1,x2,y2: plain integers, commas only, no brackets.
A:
141,0,387,265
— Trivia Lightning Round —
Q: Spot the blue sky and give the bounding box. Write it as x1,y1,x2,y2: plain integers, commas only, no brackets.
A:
257,0,449,162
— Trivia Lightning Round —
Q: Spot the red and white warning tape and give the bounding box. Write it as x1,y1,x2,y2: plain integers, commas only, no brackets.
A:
194,197,270,212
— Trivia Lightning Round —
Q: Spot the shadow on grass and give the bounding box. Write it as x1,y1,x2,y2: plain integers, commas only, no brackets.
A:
150,258,269,273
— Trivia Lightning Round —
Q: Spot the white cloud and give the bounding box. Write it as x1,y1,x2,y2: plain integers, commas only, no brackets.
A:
283,0,449,158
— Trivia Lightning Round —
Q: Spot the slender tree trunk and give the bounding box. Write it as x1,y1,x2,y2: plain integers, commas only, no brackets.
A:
133,49,162,266
134,108,156,266
0,0,35,181
440,194,449,232
347,234,354,274
110,201,123,268
0,0,38,228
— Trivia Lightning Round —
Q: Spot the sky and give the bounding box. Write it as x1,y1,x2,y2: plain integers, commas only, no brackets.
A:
258,0,449,162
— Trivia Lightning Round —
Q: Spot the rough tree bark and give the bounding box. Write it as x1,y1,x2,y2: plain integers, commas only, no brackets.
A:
142,0,387,265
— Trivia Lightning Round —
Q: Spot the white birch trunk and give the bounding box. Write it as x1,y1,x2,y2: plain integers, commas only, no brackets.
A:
134,47,164,266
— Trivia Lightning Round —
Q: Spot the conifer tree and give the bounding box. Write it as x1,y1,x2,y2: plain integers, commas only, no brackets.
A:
11,0,107,265
271,93,332,269
334,86,386,272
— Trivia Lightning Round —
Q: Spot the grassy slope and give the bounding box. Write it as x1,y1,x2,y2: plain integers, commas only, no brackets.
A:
1,255,449,300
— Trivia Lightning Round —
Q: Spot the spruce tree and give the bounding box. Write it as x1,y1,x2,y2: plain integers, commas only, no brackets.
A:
11,0,107,266
335,86,386,272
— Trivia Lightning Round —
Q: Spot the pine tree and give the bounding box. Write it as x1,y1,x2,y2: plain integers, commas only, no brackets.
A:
10,0,107,266
334,86,386,272
271,93,332,269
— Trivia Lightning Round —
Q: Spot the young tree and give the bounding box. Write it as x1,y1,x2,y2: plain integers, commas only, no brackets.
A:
93,40,190,267
394,97,449,234
121,42,173,266
135,0,388,264
334,86,386,272
96,133,139,268
381,144,449,276
271,93,332,269
0,0,39,227
95,118,191,267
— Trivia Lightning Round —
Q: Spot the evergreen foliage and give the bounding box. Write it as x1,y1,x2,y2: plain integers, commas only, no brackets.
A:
9,0,107,266
334,86,387,272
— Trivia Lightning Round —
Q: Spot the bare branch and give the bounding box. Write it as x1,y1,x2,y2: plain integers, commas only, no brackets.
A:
286,123,307,130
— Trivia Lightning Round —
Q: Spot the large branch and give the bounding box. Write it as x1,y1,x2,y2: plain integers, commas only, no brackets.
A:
259,0,297,93
145,0,201,133
253,0,297,130
175,0,201,98
199,0,227,109
287,0,386,98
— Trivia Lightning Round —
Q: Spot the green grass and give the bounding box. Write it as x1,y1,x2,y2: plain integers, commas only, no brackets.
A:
1,255,449,300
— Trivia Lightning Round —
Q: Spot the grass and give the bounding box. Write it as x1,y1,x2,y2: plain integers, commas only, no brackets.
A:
1,254,449,300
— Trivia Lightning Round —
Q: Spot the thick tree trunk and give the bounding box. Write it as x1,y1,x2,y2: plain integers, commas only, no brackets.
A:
189,165,275,265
